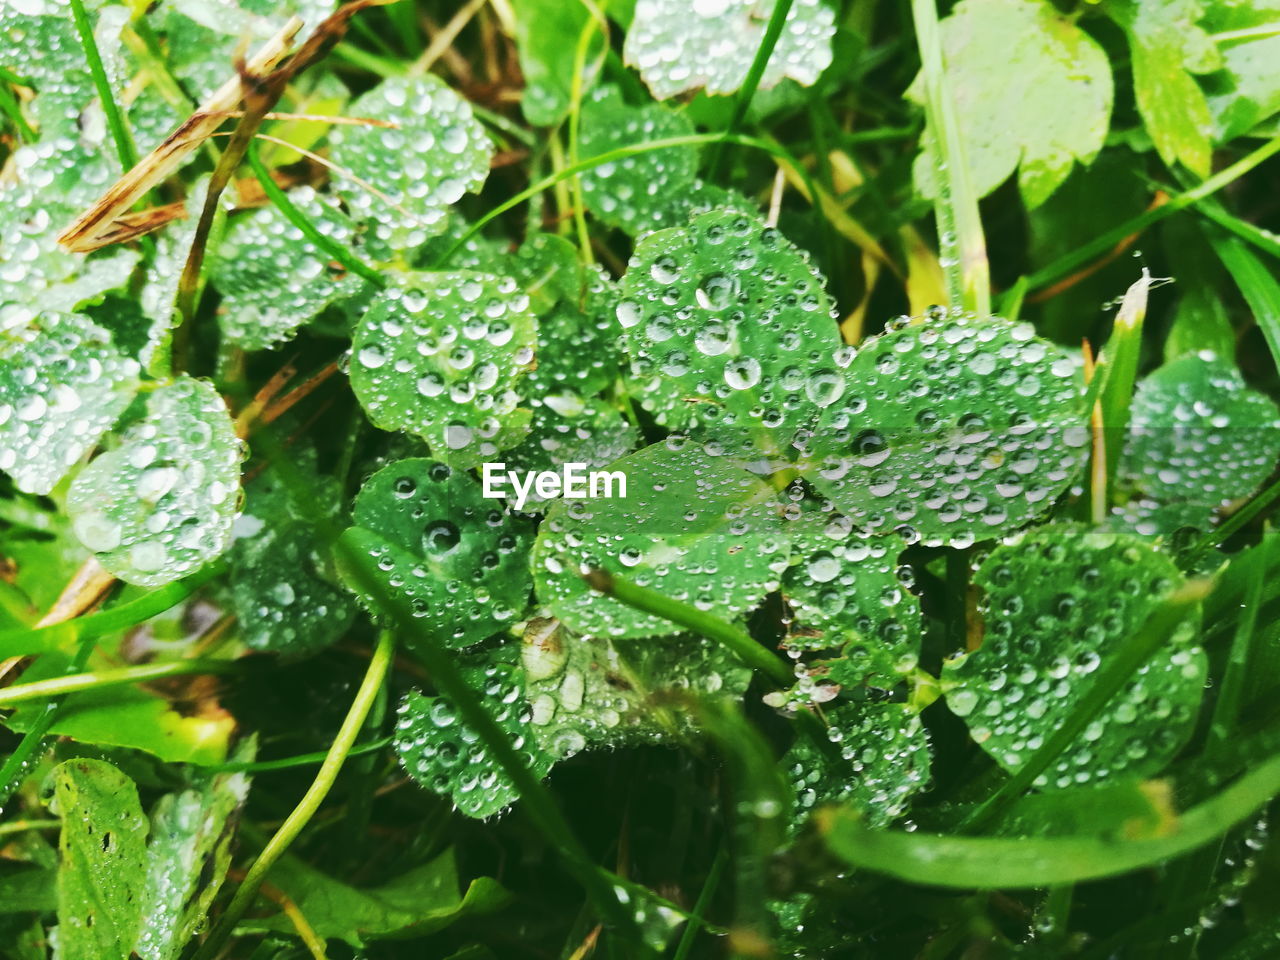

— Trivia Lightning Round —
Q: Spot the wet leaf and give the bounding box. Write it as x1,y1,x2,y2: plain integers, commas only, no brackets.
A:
1118,351,1280,514
618,208,841,458
521,618,752,759
330,74,491,253
780,508,921,687
1202,0,1280,139
395,658,552,818
348,272,538,468
532,439,788,638
342,457,533,650
135,744,253,960
0,309,140,495
785,703,930,832
800,312,1089,548
49,759,148,960
67,376,243,588
510,0,603,126
624,0,835,100
943,525,1207,788
214,186,369,351
910,0,1113,208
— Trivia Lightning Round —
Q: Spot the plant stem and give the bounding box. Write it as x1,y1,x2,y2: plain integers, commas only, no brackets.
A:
69,0,137,172
706,0,795,178
582,569,794,686
961,579,1209,832
911,0,989,315
191,630,395,960
672,846,727,960
202,737,392,774
1096,269,1155,509
1206,535,1269,755
247,143,385,286
0,659,235,708
1188,473,1280,561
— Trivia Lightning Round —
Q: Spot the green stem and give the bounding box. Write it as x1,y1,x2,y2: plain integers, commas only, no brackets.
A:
1188,474,1280,561
911,0,989,315
247,143,384,287
69,0,137,172
583,569,794,686
672,846,727,960
191,630,395,960
706,0,795,178
0,659,234,708
0,80,34,141
202,737,392,774
0,561,225,659
961,580,1209,832
0,635,96,810
1020,135,1280,297
566,11,602,265
434,132,805,268
1096,270,1154,513
332,42,408,78
1206,535,1268,755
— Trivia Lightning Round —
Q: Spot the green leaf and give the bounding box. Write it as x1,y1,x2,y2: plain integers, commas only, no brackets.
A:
1201,0,1280,139
0,6,93,137
819,752,1280,888
532,440,788,638
1118,352,1280,516
513,232,624,396
48,759,149,960
395,658,553,817
348,271,538,467
0,869,56,915
242,848,509,947
213,186,369,351
909,0,1113,208
785,703,930,831
503,395,638,505
66,376,243,588
510,0,602,126
521,617,752,759
343,457,533,650
0,310,140,495
943,525,1206,788
1105,0,1219,178
617,208,841,457
624,0,835,100
135,744,253,960
780,509,921,687
329,75,491,253
800,313,1089,548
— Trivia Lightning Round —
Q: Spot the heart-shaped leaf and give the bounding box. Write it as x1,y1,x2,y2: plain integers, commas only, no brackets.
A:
618,209,841,458
343,458,533,650
0,309,140,495
533,439,789,638
800,312,1089,547
624,0,835,100
67,376,242,587
395,658,552,818
943,525,1206,789
349,272,538,467
330,75,491,253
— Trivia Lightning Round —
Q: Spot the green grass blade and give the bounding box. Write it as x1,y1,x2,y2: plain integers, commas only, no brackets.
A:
68,0,137,172
911,0,990,316
1206,230,1280,373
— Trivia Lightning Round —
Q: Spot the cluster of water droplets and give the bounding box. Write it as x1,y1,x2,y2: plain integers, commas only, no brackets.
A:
624,0,835,99
214,186,370,351
349,272,537,467
394,662,552,818
330,75,491,254
801,309,1089,547
0,308,140,495
943,525,1206,788
345,458,532,649
520,617,751,759
66,377,244,588
617,208,841,456
1118,350,1280,518
533,438,789,638
783,703,931,833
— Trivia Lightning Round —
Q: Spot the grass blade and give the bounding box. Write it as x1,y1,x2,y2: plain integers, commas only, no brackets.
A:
68,0,137,172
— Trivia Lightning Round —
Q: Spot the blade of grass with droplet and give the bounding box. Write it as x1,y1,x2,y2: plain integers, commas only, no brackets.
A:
910,0,990,315
1206,229,1280,373
68,0,136,172
818,750,1280,888
1096,270,1154,509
